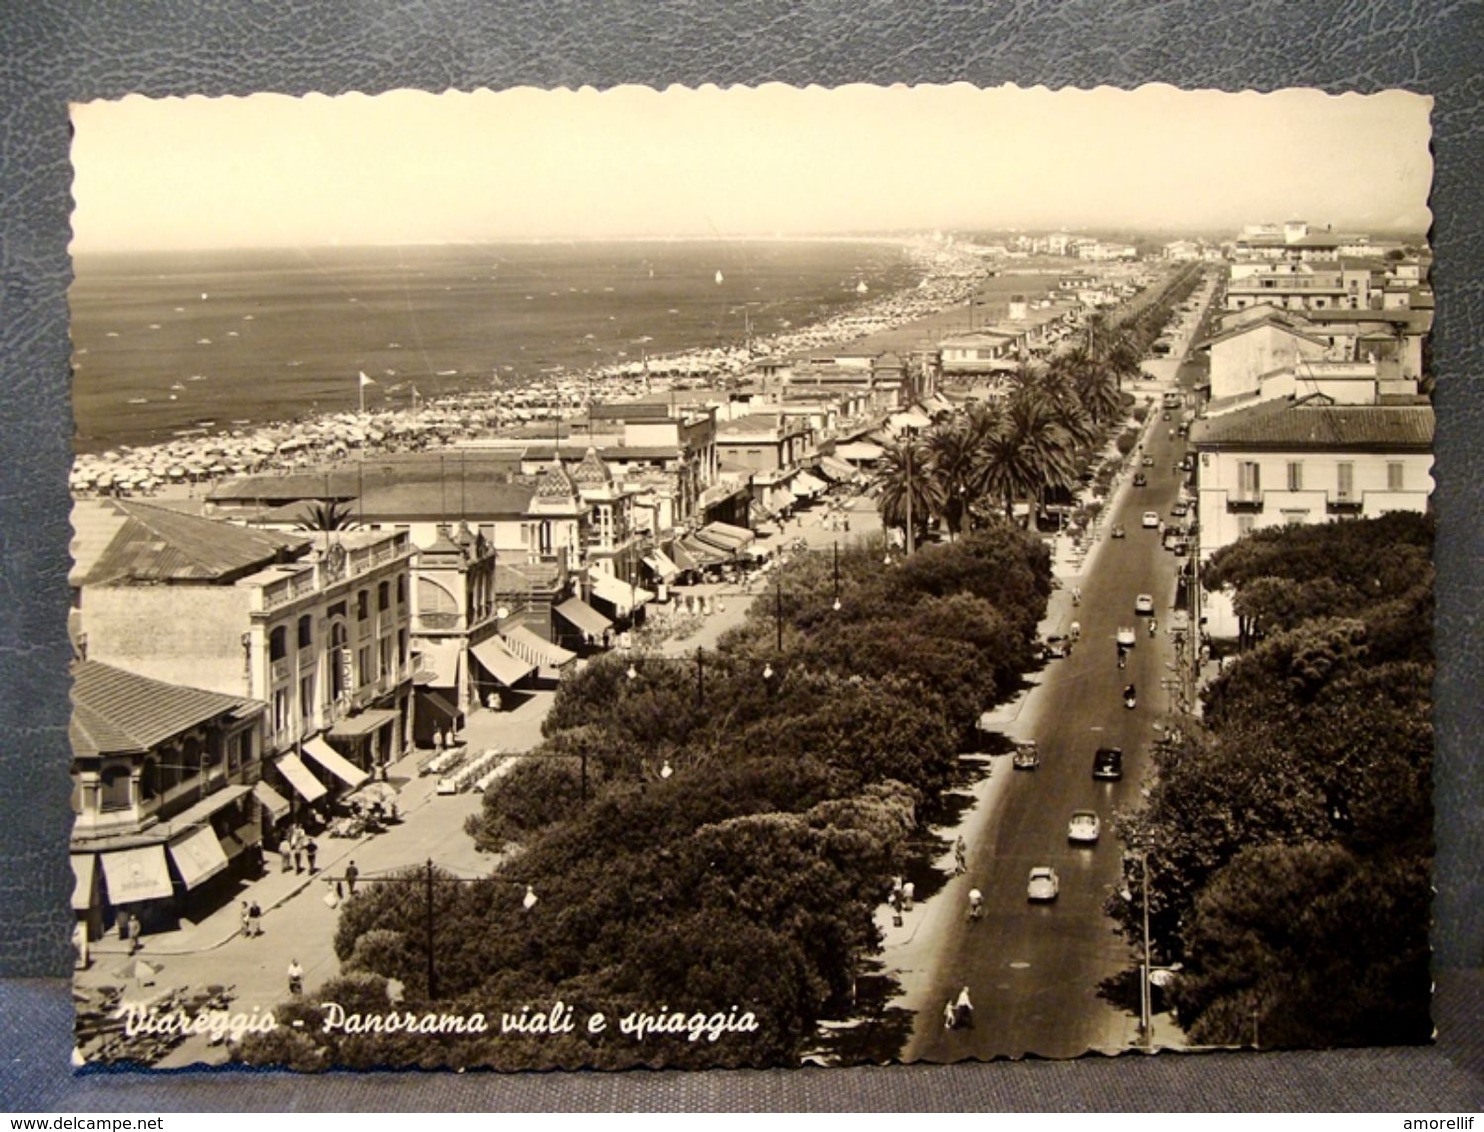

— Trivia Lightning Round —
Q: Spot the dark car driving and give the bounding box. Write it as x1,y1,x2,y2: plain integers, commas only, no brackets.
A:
1092,746,1124,781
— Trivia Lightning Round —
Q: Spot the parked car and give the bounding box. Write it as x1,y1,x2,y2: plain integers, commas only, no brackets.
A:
1171,501,1189,518
1133,472,1147,487
1026,866,1060,902
1093,746,1124,780
1111,524,1126,539
1171,540,1190,557
1142,455,1155,467
1135,593,1154,615
1142,511,1160,528
1067,810,1101,843
1012,741,1041,771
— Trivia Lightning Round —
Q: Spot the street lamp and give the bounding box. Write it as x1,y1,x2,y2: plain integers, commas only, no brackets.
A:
326,860,536,1001
1120,850,1154,1050
832,541,841,612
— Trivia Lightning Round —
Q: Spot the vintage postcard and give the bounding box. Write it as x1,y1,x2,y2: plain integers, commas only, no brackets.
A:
65,83,1434,1070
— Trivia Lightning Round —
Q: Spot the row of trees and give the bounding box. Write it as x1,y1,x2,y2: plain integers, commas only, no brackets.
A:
874,267,1202,544
238,526,1054,1070
1111,513,1434,1049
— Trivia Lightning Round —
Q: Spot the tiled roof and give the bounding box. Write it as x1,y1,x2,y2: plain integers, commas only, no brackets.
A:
1190,398,1434,450
570,447,612,486
533,458,579,500
353,480,534,521
1194,314,1327,352
70,661,261,757
82,500,310,586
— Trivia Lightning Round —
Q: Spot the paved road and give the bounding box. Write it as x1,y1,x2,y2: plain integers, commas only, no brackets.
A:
903,274,1219,1060
914,421,1188,1060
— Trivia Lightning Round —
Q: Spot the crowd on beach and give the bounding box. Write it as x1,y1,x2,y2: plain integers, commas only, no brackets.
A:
69,240,997,499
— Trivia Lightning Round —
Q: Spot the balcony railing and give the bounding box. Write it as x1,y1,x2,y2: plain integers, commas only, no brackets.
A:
1226,494,1264,513
1326,495,1364,514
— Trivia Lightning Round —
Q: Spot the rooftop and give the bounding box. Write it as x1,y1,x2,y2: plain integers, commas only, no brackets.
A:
1190,397,1434,450
78,500,310,587
71,660,261,758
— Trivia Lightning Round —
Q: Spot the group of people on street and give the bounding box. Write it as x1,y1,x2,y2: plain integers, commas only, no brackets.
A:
943,986,974,1030
238,899,263,938
277,823,318,876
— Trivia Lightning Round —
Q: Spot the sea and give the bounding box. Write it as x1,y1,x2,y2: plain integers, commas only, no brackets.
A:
68,240,922,455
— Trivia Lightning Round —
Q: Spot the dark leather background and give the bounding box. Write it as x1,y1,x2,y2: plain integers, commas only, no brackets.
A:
1,0,1479,1110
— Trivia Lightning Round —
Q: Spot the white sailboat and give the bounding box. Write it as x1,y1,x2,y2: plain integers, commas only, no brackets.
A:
715,270,724,285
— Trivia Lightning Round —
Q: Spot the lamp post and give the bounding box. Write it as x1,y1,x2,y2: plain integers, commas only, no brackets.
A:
326,860,536,1001
832,541,841,612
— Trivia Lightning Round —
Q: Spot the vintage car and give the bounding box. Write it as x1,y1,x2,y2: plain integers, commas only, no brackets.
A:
1026,866,1060,902
1067,810,1102,843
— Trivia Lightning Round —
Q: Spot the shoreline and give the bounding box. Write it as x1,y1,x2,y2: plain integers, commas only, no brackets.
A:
68,240,1045,496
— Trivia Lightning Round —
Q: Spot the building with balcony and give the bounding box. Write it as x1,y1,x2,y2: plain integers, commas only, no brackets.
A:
72,500,415,813
70,659,266,940
1190,395,1434,638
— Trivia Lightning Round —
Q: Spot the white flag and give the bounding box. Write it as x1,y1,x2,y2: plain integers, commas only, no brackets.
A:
358,371,376,388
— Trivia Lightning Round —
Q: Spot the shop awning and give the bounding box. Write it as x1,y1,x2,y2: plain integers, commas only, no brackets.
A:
417,687,463,725
698,521,755,549
164,784,250,832
679,536,728,566
410,638,461,687
555,596,612,638
769,489,798,513
470,637,536,687
100,844,174,903
817,455,860,482
276,753,328,804
302,736,370,789
71,854,96,911
503,625,577,671
836,441,885,463
587,568,654,616
793,472,829,497
252,780,290,821
168,825,230,890
328,709,400,741
643,549,680,581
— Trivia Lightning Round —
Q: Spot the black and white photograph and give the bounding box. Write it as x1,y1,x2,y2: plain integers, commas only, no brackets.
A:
64,83,1436,1072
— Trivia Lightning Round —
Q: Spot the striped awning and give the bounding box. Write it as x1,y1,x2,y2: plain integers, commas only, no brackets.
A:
817,455,860,482
503,625,577,670
793,472,829,497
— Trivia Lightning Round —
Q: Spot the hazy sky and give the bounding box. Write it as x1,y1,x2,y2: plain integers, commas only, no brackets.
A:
69,83,1432,251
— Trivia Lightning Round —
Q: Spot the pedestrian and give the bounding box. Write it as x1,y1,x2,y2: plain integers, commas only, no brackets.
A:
955,986,974,1029
247,900,262,938
279,843,292,873
292,845,304,874
287,958,304,996
890,888,903,927
943,998,957,1030
305,839,318,874
126,913,141,955
434,727,445,751
953,835,967,876
239,901,252,938
345,860,359,896
967,888,984,922
902,880,915,912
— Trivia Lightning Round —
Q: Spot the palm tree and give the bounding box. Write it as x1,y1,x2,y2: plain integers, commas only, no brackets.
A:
293,499,358,532
925,420,981,538
872,435,943,550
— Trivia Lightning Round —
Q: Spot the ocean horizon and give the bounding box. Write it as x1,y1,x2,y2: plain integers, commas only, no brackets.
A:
69,239,925,454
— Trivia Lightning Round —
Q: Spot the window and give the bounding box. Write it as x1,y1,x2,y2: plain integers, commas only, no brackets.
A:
378,581,390,612
269,626,287,662
299,673,316,721
1337,462,1355,499
298,614,312,649
100,765,133,812
357,590,370,621
1238,461,1261,498
139,758,159,800
330,621,348,700
1236,514,1256,538
358,645,373,686
1387,462,1404,491
398,629,408,669
396,575,406,605
273,687,291,734
1286,462,1303,492
380,635,394,681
